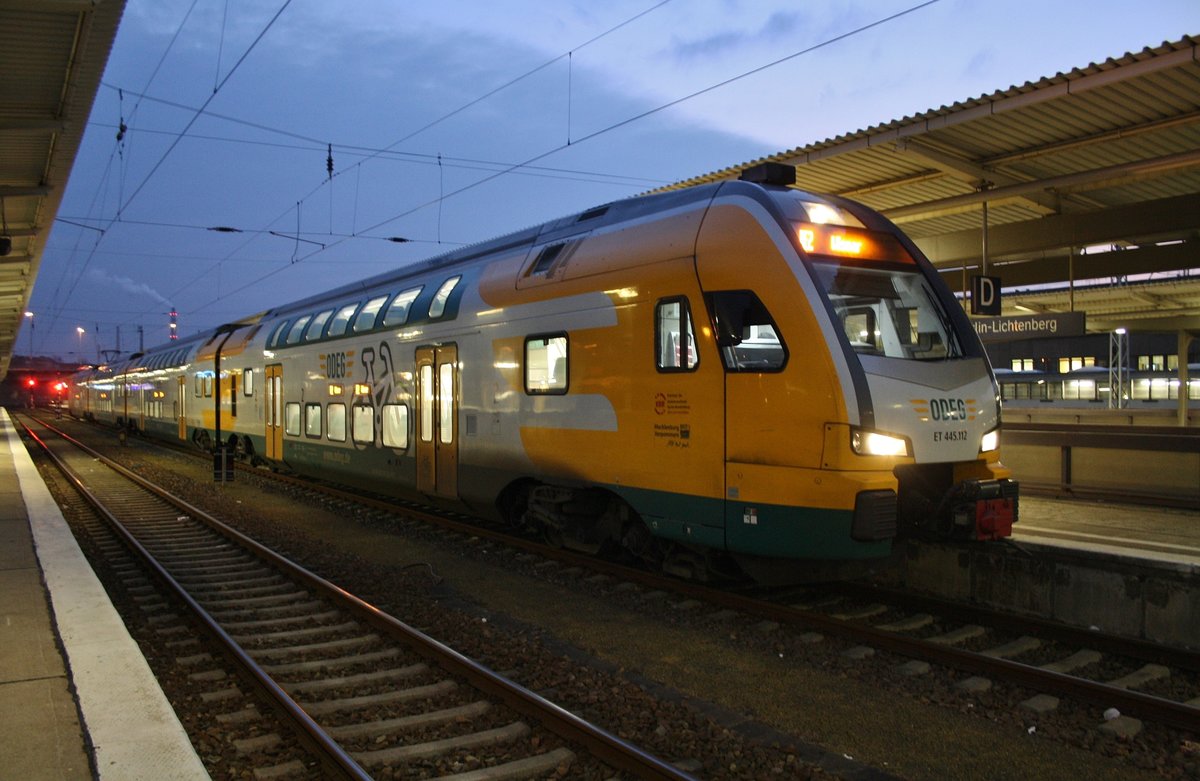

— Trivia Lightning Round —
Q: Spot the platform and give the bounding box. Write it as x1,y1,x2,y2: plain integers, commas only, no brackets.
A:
0,410,208,780
1016,494,1200,567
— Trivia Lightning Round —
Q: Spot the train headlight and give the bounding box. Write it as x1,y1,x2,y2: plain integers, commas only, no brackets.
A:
851,428,909,458
980,428,1000,454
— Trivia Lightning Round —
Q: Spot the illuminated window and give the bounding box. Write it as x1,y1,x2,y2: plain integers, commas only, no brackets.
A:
420,364,434,442
439,362,454,444
1058,358,1070,374
525,334,568,395
382,404,408,449
327,403,346,442
305,403,322,438
1168,355,1180,371
352,404,374,444
243,368,254,396
1138,355,1150,371
284,402,301,436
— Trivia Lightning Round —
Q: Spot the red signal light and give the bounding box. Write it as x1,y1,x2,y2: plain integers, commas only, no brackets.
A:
26,378,36,388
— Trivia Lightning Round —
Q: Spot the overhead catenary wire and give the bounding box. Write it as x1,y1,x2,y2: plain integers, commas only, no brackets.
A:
195,0,941,315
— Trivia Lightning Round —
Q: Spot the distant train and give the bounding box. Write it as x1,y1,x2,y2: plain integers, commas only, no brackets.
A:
70,164,1016,582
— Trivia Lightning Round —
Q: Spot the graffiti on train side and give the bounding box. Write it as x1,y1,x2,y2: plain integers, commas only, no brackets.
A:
357,342,396,450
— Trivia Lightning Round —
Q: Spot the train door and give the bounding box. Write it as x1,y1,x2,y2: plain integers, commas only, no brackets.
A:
415,344,458,499
265,364,283,460
177,376,187,440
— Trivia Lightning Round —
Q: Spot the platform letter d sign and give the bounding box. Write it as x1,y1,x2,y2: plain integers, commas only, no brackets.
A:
971,275,1001,316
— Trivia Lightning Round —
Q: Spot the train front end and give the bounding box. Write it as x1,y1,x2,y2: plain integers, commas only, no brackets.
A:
775,186,1018,544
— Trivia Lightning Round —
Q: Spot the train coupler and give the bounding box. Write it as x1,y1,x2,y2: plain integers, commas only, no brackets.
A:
948,478,1019,541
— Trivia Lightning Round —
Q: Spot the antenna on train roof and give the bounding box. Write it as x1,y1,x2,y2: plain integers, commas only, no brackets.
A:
739,162,796,186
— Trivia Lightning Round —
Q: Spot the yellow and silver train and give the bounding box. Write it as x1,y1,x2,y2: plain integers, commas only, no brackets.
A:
72,164,1016,582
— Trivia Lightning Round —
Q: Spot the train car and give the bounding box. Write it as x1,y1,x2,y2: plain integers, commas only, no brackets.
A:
73,164,1017,582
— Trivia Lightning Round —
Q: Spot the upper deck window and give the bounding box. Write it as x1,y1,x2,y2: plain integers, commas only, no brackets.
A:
429,276,461,319
353,296,388,332
305,310,333,342
382,287,422,327
327,302,360,338
285,315,312,345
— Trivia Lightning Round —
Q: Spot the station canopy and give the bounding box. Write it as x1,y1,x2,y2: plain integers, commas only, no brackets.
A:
0,0,124,382
659,35,1200,335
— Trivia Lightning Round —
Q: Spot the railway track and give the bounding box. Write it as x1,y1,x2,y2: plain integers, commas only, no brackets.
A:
16,413,696,781
48,416,1200,740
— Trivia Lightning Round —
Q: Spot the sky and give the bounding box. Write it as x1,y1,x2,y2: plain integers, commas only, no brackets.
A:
24,0,1199,360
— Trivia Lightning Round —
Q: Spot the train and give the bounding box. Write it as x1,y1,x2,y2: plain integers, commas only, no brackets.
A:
70,163,1017,583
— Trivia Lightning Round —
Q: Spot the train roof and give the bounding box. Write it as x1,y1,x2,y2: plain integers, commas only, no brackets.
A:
264,181,745,319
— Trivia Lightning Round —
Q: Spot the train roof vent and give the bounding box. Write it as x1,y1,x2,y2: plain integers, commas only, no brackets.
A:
576,205,609,222
739,162,796,186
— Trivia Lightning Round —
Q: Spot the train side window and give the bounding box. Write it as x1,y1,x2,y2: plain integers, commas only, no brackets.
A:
429,276,461,319
655,298,699,372
352,404,374,444
194,375,202,397
305,402,322,438
203,374,213,397
286,315,312,345
305,310,333,342
327,303,360,338
267,320,289,348
284,402,301,436
525,334,568,394
382,287,422,327
243,368,254,396
382,403,409,449
327,403,347,442
705,291,787,372
353,296,389,332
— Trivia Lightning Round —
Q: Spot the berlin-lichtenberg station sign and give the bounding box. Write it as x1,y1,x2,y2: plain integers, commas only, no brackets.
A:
970,312,1087,342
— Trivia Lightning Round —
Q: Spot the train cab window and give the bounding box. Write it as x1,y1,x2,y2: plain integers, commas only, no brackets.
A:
352,404,374,444
382,403,409,449
286,315,312,345
304,403,322,438
243,368,254,396
429,276,461,319
525,334,568,394
353,296,388,332
705,291,787,372
327,303,359,338
304,310,333,342
382,287,422,327
811,258,963,361
285,402,301,436
655,298,699,372
327,403,346,442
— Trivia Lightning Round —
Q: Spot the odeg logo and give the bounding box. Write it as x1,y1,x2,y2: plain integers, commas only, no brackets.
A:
930,398,967,421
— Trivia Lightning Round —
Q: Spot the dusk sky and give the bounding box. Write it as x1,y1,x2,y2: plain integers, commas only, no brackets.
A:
25,0,1199,360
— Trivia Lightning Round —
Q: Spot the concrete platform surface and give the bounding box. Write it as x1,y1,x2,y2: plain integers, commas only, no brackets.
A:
1017,495,1200,568
0,410,209,780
